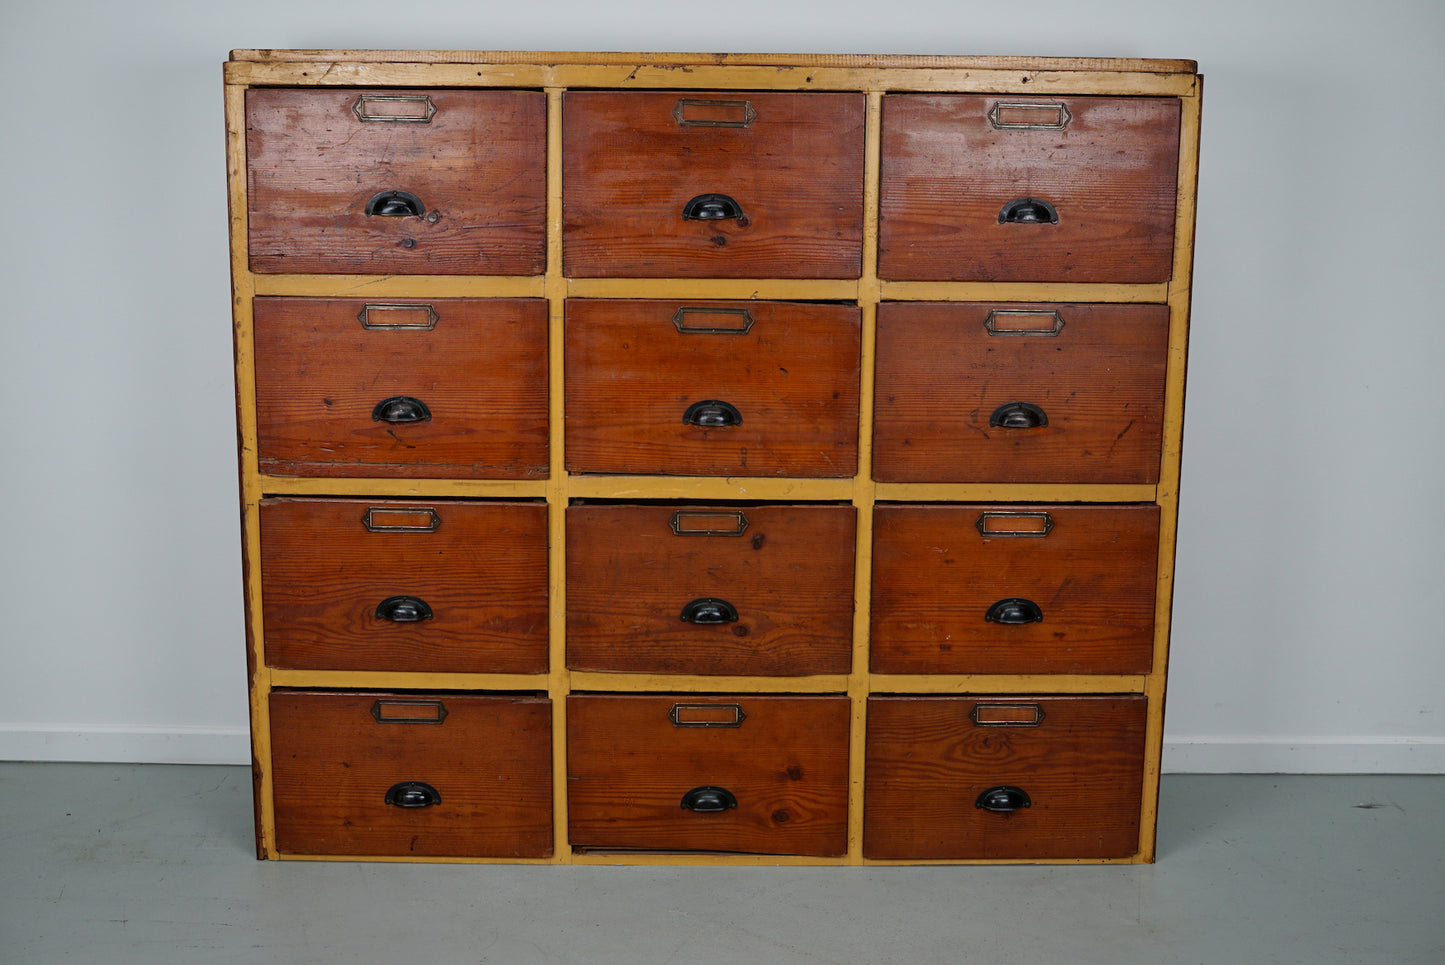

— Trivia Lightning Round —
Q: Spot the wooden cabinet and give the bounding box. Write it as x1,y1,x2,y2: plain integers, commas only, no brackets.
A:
226,51,1201,865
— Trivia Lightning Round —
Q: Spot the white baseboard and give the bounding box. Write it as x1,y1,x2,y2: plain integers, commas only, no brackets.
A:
4,727,1443,773
1164,737,1445,774
0,725,251,765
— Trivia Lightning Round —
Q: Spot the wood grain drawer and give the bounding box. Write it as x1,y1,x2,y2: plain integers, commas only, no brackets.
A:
879,95,1180,282
567,504,855,675
864,695,1146,860
270,691,553,858
873,301,1168,484
567,694,850,855
253,297,548,478
562,91,865,278
870,504,1159,675
259,498,549,674
565,300,860,476
246,88,546,275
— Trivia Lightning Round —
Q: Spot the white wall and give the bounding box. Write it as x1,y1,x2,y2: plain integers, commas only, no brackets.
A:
1,0,1441,772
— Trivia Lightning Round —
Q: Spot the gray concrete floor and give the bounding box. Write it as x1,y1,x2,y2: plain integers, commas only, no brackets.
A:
1,764,1441,964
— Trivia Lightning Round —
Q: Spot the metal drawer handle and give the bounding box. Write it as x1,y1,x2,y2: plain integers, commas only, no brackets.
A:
988,101,1071,130
371,699,448,724
670,510,750,537
375,595,434,623
989,401,1048,429
682,193,745,223
681,785,738,813
975,785,1031,813
680,597,739,625
669,703,747,727
975,511,1054,538
984,309,1064,337
970,703,1046,727
385,781,442,808
999,197,1059,225
353,93,437,123
365,189,426,218
363,507,441,533
674,98,756,128
672,306,755,334
372,396,432,424
683,399,742,428
985,598,1043,625
358,303,439,331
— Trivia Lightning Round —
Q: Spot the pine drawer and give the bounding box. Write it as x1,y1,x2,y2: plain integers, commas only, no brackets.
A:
270,691,554,858
873,301,1169,484
566,503,855,675
259,498,549,674
563,91,865,278
864,695,1147,860
871,504,1159,675
879,94,1181,282
565,299,860,477
246,88,546,275
567,694,850,856
253,297,549,478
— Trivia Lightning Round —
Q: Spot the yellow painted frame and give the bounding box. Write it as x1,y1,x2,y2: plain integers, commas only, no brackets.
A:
225,51,1201,866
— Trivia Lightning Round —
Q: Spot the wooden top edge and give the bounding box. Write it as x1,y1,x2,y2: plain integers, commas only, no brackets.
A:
227,50,1198,73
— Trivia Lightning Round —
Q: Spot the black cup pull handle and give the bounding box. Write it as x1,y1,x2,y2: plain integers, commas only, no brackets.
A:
999,197,1059,224
682,193,745,222
372,396,432,424
681,785,738,813
985,598,1043,625
680,598,739,625
366,190,426,218
975,785,1032,813
683,399,742,428
384,781,442,808
375,595,434,623
989,401,1048,429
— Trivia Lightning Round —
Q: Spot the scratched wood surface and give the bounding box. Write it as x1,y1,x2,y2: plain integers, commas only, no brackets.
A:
270,691,554,857
864,695,1147,860
566,503,856,675
565,299,861,477
247,89,546,275
252,297,549,478
563,91,865,278
872,301,1169,484
879,95,1181,282
870,504,1160,674
260,498,549,674
567,694,851,856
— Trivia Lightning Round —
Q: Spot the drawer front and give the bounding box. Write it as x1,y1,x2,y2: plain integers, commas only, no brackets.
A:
873,301,1168,483
879,95,1180,282
870,504,1159,674
565,300,860,476
253,297,548,478
270,691,553,858
864,695,1146,860
567,695,850,855
567,504,855,675
246,89,546,275
562,91,865,278
260,498,549,674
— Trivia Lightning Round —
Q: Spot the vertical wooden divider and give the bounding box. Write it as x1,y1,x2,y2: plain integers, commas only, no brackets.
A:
544,85,572,863
225,79,276,859
847,90,885,864
1140,78,1203,862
